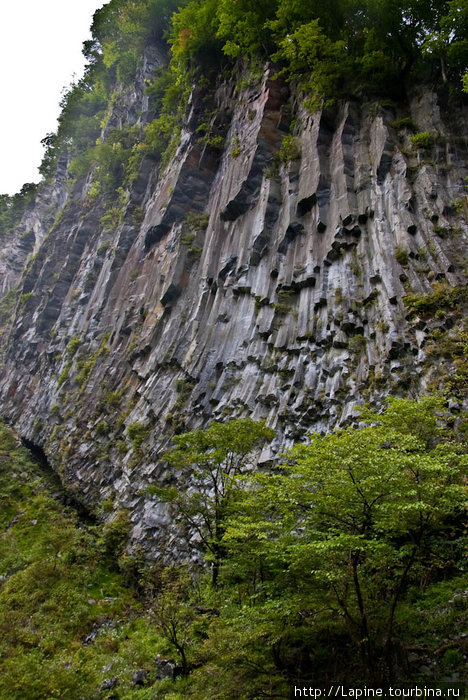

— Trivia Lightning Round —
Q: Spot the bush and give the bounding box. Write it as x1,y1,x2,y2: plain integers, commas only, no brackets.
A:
391,116,418,132
127,421,151,451
395,244,409,265
410,131,436,149
277,135,301,164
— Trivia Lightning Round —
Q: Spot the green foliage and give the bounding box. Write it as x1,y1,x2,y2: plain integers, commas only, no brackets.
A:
57,359,72,388
433,223,449,238
96,418,110,435
151,567,195,675
273,288,295,314
102,508,132,560
170,0,222,70
395,244,409,265
168,0,466,110
154,418,275,586
273,18,352,108
32,0,466,203
105,388,124,408
220,397,467,684
410,131,436,149
230,142,241,158
187,245,203,260
425,324,468,398
216,0,274,58
100,187,129,231
0,287,18,330
0,184,38,238
404,283,468,317
66,336,82,356
184,210,209,231
127,421,151,451
145,114,180,161
19,292,34,306
391,116,418,132
72,336,111,391
97,240,110,255
0,421,159,699
277,134,301,164
40,83,108,181
0,397,466,695
70,126,140,196
348,332,367,353
422,0,468,85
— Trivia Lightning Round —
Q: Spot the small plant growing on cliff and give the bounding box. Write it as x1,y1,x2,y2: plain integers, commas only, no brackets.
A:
334,286,344,304
97,241,110,256
127,422,150,452
278,135,301,164
433,224,448,238
57,360,72,388
66,336,82,356
391,117,418,132
348,333,367,354
102,508,132,563
410,131,435,149
19,292,34,306
230,136,241,158
181,230,196,246
96,419,110,436
184,211,209,231
105,389,123,408
187,245,203,260
0,287,18,330
403,283,467,317
395,245,409,265
274,289,295,315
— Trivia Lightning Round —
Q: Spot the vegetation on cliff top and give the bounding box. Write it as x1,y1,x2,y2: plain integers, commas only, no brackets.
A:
1,0,466,232
36,0,468,185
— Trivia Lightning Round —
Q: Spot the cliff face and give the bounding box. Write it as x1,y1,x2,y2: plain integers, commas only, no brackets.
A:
0,64,466,547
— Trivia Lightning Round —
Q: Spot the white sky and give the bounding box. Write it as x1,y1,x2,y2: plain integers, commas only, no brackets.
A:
0,0,106,195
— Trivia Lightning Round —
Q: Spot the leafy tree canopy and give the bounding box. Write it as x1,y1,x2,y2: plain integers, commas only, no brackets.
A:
221,396,467,683
152,418,275,586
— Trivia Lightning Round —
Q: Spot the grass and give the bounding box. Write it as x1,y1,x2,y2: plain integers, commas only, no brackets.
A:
0,420,171,699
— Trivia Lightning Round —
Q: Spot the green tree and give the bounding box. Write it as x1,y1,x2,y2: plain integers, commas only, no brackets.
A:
0,184,38,238
151,566,195,675
215,0,275,58
225,396,467,682
272,19,352,109
152,418,275,587
170,0,222,72
423,0,468,84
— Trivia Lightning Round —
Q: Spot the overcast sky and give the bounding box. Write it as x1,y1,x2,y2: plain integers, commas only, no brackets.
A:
0,0,106,195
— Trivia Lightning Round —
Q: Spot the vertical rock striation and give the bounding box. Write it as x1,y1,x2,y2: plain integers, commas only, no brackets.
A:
0,64,466,548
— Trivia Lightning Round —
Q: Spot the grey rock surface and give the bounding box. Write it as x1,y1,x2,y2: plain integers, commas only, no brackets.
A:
0,65,466,552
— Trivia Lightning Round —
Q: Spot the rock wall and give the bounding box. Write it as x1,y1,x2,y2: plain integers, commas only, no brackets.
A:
0,64,466,548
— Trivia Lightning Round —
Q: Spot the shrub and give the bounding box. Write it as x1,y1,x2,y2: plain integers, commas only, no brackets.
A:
66,336,82,356
404,284,468,317
410,131,436,149
391,117,418,132
395,245,409,265
127,422,151,451
348,333,367,353
277,135,301,164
